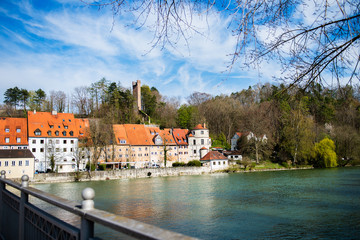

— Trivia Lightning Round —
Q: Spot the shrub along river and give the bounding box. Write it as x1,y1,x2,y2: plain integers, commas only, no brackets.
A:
34,167,360,239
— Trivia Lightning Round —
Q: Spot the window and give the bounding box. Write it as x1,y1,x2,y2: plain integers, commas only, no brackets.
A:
55,131,59,136
49,139,53,144
5,137,9,143
63,148,67,152
201,130,204,135
56,148,60,152
40,140,44,144
47,131,52,136
32,139,36,144
34,129,41,136
50,125,54,129
201,139,204,145
62,131,66,136
19,161,22,166
48,148,52,152
40,148,44,153
72,159,75,162
193,140,196,145
56,140,60,144
63,140,67,144
71,140,74,144
5,161,8,167
25,160,29,166
218,162,220,165
213,162,216,165
70,148,73,152
12,161,15,166
64,126,68,129
16,128,21,133
120,140,126,144
223,161,226,165
0,162,1,167
139,148,141,151
69,131,74,136
32,148,36,152
194,150,196,154
64,159,67,162
5,128,9,133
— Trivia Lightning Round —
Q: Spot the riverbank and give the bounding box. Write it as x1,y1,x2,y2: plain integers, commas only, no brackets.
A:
30,165,314,184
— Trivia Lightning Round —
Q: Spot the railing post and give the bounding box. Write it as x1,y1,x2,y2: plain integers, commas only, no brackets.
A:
19,175,29,240
0,170,5,236
81,188,95,240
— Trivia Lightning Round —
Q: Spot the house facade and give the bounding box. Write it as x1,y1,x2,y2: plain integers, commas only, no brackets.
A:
200,151,228,171
27,111,86,173
188,124,211,160
0,149,35,179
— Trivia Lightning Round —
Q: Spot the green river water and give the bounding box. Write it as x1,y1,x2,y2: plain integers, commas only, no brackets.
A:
34,167,360,239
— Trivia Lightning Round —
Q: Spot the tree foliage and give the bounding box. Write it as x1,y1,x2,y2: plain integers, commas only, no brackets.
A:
311,138,338,168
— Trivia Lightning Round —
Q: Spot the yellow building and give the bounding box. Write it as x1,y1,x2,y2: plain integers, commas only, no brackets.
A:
0,149,35,179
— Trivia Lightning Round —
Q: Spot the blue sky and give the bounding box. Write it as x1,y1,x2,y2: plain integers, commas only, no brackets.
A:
0,0,283,104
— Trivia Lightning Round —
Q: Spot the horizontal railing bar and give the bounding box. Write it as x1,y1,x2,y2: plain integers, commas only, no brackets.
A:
84,208,197,240
0,177,198,240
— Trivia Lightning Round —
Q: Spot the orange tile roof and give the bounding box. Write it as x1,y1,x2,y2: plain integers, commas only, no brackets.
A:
0,117,28,145
172,128,189,145
193,124,207,130
200,151,227,161
123,124,153,145
113,124,129,145
27,111,78,138
75,118,89,139
160,129,177,146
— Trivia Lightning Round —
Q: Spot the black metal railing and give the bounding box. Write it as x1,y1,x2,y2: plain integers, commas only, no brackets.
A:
0,171,197,240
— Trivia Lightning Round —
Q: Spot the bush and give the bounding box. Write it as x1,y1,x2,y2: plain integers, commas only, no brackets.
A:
172,162,186,167
187,160,201,167
98,164,106,171
86,163,96,171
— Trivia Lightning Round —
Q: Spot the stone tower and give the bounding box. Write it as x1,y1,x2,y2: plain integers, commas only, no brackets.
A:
132,80,141,111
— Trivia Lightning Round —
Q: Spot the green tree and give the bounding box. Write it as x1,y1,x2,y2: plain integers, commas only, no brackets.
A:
176,104,199,129
311,138,338,168
141,85,157,117
4,87,21,109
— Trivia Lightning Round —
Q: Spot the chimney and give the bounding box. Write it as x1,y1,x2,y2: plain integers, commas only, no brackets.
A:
33,110,36,114
204,123,206,129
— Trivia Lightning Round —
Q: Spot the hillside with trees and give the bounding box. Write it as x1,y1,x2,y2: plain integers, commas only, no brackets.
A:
2,80,360,168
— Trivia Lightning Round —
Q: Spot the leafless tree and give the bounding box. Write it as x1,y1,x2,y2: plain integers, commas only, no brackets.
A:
84,0,360,87
72,86,93,116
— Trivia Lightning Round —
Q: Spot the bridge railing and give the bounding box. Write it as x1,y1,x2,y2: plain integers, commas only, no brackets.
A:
0,171,197,240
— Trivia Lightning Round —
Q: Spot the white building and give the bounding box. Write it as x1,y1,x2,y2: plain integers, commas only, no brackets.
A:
27,111,87,173
200,151,228,171
188,124,211,160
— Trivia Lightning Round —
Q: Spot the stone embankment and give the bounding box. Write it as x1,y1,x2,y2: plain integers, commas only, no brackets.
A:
32,166,212,184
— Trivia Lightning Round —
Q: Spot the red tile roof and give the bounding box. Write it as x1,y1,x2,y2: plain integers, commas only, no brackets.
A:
75,118,89,139
113,124,128,145
160,129,177,146
123,124,153,145
0,117,28,145
193,124,206,130
200,151,227,161
27,111,78,138
172,128,189,145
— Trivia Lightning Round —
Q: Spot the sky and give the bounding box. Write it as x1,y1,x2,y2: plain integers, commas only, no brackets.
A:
0,0,283,104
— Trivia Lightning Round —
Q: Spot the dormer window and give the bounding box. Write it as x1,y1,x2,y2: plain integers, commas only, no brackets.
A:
120,140,126,144
64,126,68,129
5,128,9,133
16,128,21,133
55,131,59,136
34,129,41,136
62,131,67,136
47,131,52,136
69,131,74,136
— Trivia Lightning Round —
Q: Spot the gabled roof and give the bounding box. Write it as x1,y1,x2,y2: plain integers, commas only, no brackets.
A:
113,124,128,145
172,128,189,145
200,151,227,161
123,124,153,145
27,111,77,138
0,117,28,145
0,149,34,159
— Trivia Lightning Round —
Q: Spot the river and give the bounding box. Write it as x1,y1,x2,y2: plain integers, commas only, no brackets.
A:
33,167,360,239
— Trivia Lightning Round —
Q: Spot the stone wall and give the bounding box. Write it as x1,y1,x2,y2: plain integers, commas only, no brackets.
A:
32,166,212,184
